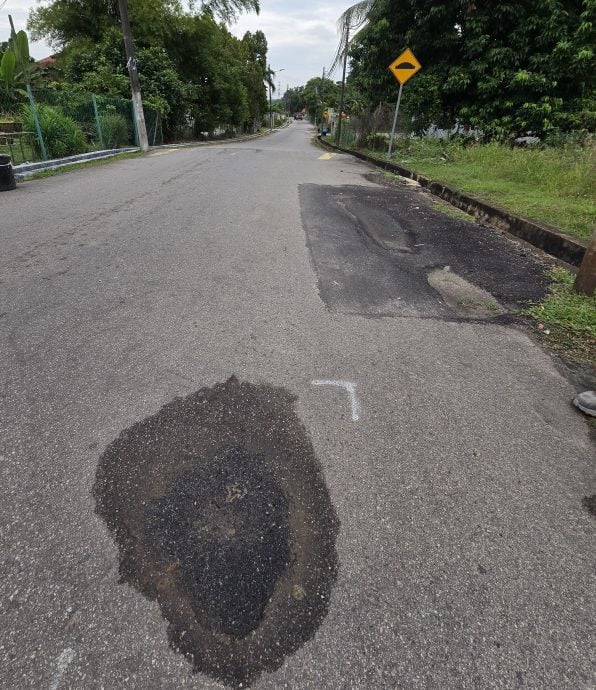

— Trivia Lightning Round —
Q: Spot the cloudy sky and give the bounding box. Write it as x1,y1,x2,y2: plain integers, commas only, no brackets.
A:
1,0,351,90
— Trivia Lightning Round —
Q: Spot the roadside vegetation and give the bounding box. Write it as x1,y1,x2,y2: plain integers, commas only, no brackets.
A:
341,1,594,141
524,268,596,365
382,137,595,240
1,0,273,159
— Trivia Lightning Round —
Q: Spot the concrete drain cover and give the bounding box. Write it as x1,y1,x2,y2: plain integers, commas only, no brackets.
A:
93,377,339,687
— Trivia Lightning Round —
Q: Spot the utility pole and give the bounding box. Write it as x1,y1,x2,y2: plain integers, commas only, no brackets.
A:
321,67,326,127
336,20,350,146
117,0,148,151
268,64,273,131
575,230,596,296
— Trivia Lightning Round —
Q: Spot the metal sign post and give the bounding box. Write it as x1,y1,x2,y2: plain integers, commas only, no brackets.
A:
386,48,422,159
387,83,403,159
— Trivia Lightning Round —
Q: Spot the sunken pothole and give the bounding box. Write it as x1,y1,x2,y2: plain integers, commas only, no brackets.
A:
93,376,339,687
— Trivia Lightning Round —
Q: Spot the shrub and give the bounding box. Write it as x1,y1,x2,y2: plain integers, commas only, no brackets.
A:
543,130,593,149
21,103,87,159
98,111,131,148
366,132,388,151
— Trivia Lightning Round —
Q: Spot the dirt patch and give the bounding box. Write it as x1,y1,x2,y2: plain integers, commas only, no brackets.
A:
93,377,339,687
581,494,596,517
427,266,505,319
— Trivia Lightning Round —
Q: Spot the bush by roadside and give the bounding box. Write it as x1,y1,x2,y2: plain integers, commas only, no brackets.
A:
97,111,131,149
21,103,88,159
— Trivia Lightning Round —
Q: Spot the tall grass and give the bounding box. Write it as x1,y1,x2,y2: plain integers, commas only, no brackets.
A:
525,268,595,334
523,268,596,365
21,103,88,159
384,138,595,239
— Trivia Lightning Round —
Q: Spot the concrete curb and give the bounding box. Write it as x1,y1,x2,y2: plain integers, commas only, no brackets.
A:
13,148,138,179
318,136,588,266
12,122,292,180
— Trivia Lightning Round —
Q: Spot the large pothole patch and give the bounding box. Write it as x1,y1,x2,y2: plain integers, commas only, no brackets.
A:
93,377,339,687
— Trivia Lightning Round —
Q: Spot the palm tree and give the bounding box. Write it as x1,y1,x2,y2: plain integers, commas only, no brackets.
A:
265,64,277,130
204,0,261,24
330,1,378,74
330,0,378,142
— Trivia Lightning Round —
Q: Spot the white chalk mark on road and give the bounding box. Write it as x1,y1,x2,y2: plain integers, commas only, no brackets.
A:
312,379,361,421
49,648,76,690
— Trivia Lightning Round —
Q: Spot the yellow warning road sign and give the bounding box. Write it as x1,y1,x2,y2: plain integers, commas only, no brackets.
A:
388,48,421,85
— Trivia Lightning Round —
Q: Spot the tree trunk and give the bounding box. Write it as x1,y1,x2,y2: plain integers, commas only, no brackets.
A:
574,230,596,297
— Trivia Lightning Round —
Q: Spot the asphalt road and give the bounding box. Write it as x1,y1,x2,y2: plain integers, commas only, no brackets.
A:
1,121,594,689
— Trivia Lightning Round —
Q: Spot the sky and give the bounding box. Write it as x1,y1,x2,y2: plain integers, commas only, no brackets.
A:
1,0,352,91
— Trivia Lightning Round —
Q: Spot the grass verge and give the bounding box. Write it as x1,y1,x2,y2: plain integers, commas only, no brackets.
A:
523,267,596,366
364,138,595,240
430,200,474,222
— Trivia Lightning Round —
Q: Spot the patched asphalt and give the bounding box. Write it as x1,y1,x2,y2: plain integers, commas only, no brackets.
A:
300,182,550,319
94,376,338,687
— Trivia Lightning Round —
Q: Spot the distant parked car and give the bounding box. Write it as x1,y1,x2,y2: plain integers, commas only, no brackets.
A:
294,113,304,120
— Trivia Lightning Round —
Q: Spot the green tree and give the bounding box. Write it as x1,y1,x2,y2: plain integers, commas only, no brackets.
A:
163,14,257,133
28,0,259,49
59,28,191,133
452,0,596,137
302,77,340,121
27,0,266,140
240,31,268,126
283,86,306,114
345,0,596,138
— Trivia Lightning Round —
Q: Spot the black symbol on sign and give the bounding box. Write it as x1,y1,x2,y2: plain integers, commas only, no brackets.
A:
395,61,416,70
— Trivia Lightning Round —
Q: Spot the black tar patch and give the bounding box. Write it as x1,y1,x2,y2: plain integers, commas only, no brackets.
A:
93,377,339,687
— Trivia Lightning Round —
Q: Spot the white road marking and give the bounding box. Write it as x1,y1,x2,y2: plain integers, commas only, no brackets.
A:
311,379,361,421
49,648,76,690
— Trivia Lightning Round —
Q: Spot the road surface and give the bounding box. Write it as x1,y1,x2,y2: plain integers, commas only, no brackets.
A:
1,121,594,689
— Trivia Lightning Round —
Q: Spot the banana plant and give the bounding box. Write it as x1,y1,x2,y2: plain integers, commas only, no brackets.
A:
0,49,16,90
0,28,37,96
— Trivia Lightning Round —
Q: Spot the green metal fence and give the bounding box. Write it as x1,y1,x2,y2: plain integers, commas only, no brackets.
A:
335,121,358,148
0,87,162,164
